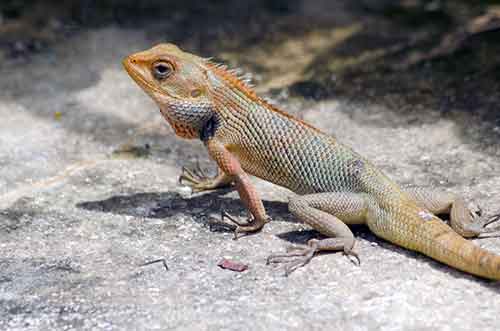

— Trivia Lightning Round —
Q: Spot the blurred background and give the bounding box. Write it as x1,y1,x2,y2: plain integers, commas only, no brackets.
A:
1,0,499,128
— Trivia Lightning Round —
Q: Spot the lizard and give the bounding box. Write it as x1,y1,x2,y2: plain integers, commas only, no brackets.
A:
123,43,500,280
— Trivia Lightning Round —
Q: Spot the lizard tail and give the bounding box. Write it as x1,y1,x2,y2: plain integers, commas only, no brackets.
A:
404,217,500,280
368,205,500,280
420,219,500,280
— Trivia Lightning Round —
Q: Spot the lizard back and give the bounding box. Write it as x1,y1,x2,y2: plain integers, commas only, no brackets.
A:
217,103,371,195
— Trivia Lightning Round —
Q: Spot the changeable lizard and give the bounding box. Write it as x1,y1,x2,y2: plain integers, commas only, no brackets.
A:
123,44,500,279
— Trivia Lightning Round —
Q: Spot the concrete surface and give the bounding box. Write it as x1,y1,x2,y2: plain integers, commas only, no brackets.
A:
1,1,500,330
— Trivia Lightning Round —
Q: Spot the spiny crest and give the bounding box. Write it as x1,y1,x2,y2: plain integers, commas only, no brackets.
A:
204,58,255,89
203,58,320,132
262,96,278,107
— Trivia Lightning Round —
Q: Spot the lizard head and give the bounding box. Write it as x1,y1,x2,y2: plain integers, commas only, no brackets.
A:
123,43,214,139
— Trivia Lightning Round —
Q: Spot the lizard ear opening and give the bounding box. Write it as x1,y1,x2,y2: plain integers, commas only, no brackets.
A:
190,88,203,98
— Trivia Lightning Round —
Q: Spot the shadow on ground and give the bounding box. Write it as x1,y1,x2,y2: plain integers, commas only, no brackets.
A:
76,189,291,227
76,188,500,291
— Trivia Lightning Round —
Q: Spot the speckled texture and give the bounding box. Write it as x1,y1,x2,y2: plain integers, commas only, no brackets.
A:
1,1,500,330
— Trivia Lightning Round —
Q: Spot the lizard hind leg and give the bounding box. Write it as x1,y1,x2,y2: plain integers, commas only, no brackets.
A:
403,186,500,238
267,192,368,276
450,199,500,238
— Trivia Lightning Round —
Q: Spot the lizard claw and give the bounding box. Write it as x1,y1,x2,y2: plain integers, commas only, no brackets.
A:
194,160,207,178
220,209,269,240
267,238,360,275
221,209,251,227
475,210,500,238
345,249,361,266
178,166,202,185
179,164,234,193
469,202,483,217
178,164,223,192
267,242,318,276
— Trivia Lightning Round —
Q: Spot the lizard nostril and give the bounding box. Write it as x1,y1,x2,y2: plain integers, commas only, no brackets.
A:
126,56,137,65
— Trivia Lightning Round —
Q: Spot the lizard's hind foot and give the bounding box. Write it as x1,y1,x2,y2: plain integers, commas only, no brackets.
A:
267,238,360,276
266,243,317,276
473,211,500,238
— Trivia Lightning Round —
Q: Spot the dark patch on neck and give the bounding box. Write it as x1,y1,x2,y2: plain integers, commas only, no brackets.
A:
200,114,220,142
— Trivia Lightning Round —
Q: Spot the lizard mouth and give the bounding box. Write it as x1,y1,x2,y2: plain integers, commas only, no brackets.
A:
122,57,175,99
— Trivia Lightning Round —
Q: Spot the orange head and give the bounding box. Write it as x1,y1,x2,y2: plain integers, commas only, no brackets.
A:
123,44,215,139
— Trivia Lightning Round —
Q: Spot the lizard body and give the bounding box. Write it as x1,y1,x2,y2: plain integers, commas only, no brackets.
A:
124,44,500,279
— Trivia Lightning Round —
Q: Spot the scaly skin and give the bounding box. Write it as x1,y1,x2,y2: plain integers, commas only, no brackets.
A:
123,44,500,279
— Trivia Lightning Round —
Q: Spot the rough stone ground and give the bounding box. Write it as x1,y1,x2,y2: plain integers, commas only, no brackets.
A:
1,1,500,330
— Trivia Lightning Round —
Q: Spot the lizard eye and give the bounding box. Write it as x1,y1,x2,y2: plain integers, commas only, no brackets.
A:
152,61,173,80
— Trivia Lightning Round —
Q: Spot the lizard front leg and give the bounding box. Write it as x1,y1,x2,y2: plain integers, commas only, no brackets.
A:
206,139,270,238
403,186,500,238
268,192,369,275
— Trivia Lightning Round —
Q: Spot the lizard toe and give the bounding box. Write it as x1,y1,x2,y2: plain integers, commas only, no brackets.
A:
266,244,317,276
472,211,500,238
345,248,361,266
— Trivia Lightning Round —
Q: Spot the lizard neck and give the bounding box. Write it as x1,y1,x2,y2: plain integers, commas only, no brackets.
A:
204,66,264,142
202,63,323,143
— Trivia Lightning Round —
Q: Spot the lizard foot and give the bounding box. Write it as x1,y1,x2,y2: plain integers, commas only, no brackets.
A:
266,238,360,276
221,210,269,240
178,162,233,192
472,210,500,238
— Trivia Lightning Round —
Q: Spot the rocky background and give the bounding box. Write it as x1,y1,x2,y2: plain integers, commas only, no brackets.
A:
1,1,500,330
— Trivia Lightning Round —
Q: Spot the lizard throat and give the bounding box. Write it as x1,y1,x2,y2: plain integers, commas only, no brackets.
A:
158,101,214,140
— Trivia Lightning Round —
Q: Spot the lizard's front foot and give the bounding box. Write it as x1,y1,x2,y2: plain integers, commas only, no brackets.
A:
178,164,233,192
267,238,360,276
221,210,270,240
